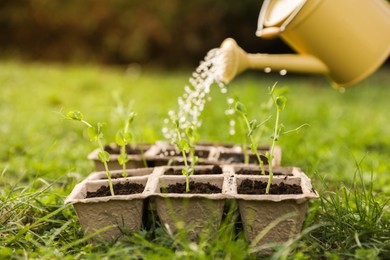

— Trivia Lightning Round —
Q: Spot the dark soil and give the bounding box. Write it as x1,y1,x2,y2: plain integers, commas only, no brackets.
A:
235,168,286,176
86,182,145,198
237,179,302,195
161,181,222,194
219,153,268,164
146,158,176,167
146,158,211,167
104,145,147,155
164,165,223,175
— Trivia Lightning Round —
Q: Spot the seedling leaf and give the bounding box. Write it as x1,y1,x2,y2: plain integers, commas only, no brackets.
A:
248,119,258,136
179,139,190,151
118,153,129,165
174,119,180,129
87,126,98,142
98,151,110,163
235,101,247,115
116,130,132,146
115,131,125,146
96,122,105,138
276,96,287,111
127,112,136,124
66,111,83,121
185,127,194,138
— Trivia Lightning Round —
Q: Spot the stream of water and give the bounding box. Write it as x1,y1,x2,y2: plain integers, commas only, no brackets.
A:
162,48,228,142
161,47,293,143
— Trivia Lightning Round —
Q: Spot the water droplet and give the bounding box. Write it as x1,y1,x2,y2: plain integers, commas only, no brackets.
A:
279,69,287,76
264,67,272,73
229,129,236,135
225,109,233,115
339,87,346,94
227,98,234,105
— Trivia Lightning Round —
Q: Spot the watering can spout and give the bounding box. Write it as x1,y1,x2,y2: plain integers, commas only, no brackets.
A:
219,38,251,83
219,38,328,84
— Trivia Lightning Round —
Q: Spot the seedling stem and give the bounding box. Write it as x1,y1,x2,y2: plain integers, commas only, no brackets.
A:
66,111,115,196
266,84,286,194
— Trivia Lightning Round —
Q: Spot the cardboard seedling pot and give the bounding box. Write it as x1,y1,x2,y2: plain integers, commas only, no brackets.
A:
88,144,152,171
65,173,149,241
213,145,282,167
145,141,282,167
144,142,219,167
89,142,282,171
145,166,227,240
66,163,317,246
88,142,214,171
84,168,154,181
231,166,318,251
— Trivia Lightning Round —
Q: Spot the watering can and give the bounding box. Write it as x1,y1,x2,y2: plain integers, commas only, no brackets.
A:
220,0,390,88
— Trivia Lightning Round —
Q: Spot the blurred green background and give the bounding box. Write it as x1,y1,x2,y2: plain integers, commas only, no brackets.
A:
0,0,294,67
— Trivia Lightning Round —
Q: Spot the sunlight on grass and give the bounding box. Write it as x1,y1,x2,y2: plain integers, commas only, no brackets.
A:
0,61,389,258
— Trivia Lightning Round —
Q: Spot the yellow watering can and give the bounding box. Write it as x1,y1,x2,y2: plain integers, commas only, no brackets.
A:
220,0,390,88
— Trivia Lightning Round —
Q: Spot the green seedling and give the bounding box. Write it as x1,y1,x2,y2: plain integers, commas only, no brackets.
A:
185,125,199,172
266,85,286,194
172,120,199,193
234,100,270,175
115,112,136,177
266,84,308,194
112,95,148,169
66,111,115,196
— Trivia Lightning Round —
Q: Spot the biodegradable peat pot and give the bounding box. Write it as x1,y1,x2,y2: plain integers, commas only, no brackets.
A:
232,166,318,251
214,145,282,167
65,174,148,241
145,141,282,167
85,168,154,181
88,143,152,171
144,141,218,167
146,166,226,240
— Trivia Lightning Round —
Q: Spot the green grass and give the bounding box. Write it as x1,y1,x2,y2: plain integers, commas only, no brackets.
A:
0,61,389,259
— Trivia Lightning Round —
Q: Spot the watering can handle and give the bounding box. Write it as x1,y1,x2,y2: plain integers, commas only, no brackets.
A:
256,0,307,38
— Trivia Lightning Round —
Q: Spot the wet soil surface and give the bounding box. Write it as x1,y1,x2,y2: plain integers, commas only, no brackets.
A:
164,165,223,175
237,179,302,195
235,168,286,176
161,181,222,194
86,182,145,198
